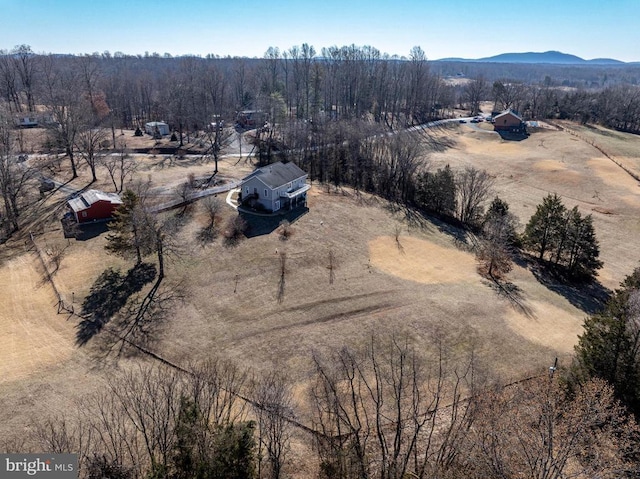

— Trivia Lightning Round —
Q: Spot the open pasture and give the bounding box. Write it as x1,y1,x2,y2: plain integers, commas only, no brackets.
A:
2,121,640,448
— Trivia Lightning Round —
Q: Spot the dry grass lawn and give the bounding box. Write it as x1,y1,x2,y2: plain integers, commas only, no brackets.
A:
369,235,479,285
0,254,74,383
430,123,640,290
2,120,640,455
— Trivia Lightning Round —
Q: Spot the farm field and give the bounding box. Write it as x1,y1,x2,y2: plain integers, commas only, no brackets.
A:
2,121,640,453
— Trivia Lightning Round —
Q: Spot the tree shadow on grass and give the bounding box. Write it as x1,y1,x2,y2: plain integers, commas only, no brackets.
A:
388,204,472,249
522,256,611,315
483,277,536,319
76,262,157,346
73,222,110,241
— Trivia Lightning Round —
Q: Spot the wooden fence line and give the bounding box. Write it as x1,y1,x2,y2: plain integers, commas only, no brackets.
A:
548,121,640,183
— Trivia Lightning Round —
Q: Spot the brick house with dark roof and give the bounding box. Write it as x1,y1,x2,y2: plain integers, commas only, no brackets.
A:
493,110,526,133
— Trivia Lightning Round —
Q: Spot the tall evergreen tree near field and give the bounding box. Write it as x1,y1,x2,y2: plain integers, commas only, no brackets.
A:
210,422,257,479
563,208,602,279
105,190,154,264
478,197,519,278
572,268,640,417
524,193,566,260
523,194,602,280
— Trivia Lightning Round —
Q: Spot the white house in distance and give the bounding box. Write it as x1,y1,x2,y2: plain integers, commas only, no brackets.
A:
240,161,309,213
144,121,170,136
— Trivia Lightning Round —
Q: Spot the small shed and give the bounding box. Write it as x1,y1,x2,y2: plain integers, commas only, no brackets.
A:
145,121,170,136
493,110,525,132
68,190,123,224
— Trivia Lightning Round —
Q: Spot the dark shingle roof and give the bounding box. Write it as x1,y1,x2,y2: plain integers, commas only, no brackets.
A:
243,162,307,189
494,109,523,121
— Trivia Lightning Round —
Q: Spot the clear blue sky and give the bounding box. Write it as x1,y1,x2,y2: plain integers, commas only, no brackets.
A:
1,0,638,61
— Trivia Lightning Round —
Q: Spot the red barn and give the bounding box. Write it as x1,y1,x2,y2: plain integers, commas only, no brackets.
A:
68,190,123,224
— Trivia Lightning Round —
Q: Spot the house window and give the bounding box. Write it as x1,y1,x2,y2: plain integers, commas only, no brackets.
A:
275,200,280,211
245,187,249,195
82,211,87,217
287,182,292,190
264,189,268,197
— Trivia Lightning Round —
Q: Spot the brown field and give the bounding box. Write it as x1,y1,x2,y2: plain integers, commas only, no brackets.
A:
2,121,640,454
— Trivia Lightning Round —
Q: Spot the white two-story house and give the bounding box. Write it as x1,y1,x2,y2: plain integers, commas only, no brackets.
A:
240,161,309,213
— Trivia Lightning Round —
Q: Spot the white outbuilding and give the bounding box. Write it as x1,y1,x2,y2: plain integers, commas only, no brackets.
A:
144,121,170,136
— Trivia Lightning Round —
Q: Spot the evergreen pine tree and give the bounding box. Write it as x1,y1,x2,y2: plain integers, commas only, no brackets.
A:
523,193,566,260
572,268,640,416
523,194,601,280
105,190,154,264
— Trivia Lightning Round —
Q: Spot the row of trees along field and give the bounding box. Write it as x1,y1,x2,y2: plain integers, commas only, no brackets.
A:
0,44,452,133
1,45,640,136
7,332,640,479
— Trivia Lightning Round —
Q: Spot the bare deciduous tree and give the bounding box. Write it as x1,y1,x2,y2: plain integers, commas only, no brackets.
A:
0,50,22,113
462,76,487,116
101,141,136,193
30,360,254,478
107,364,182,474
223,214,247,247
197,195,222,244
0,106,34,235
41,57,89,179
175,179,195,216
457,167,494,227
310,331,479,479
187,357,250,427
466,377,639,479
76,126,109,183
32,414,96,476
202,121,233,185
277,219,292,241
12,45,38,113
253,371,294,479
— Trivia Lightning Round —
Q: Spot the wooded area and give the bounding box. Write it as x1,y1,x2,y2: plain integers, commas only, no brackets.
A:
2,44,640,135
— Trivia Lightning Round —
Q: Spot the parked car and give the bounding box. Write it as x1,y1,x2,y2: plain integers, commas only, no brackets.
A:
459,119,467,123
39,178,55,193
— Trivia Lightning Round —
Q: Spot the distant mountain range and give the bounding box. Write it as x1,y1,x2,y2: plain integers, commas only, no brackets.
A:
437,51,636,65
